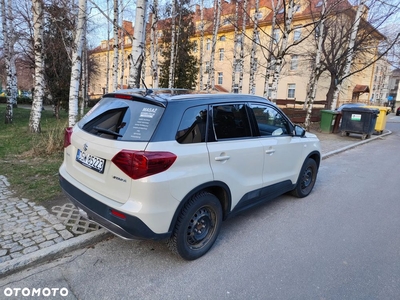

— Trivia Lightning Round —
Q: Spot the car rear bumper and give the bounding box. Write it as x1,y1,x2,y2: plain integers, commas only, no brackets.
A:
59,174,171,241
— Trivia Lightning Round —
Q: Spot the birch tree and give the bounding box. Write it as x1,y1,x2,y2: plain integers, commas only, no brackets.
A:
304,0,327,131
119,0,125,89
168,0,176,88
237,0,247,94
29,0,45,132
248,0,260,95
262,0,280,98
106,0,110,93
269,0,295,102
329,0,366,110
206,0,221,92
112,0,119,91
230,0,239,93
198,0,205,90
1,0,13,124
68,0,87,127
149,0,159,88
128,0,147,88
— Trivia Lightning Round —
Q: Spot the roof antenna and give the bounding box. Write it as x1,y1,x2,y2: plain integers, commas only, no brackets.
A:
141,79,153,96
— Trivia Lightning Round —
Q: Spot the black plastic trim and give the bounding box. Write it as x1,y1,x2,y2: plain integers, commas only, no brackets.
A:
59,174,170,240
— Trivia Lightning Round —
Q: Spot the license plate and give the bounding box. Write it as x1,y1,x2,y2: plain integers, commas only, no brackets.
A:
76,149,105,173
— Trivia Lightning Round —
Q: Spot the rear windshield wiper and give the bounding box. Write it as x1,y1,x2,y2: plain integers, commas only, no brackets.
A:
93,126,122,137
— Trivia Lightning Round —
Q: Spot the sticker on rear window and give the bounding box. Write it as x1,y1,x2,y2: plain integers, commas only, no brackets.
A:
140,107,158,118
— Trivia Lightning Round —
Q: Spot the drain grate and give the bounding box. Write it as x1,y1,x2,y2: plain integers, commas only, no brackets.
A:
52,203,100,235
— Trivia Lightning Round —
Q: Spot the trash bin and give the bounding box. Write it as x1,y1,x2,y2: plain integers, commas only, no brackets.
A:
365,106,390,134
320,110,339,133
339,107,379,140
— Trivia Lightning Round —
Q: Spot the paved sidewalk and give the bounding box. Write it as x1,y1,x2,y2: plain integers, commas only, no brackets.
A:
0,129,392,277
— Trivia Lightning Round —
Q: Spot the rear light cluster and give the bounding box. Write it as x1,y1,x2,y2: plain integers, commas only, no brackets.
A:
112,150,177,180
64,127,73,148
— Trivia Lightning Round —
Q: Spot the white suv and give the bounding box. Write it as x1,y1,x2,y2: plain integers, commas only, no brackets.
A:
59,89,321,260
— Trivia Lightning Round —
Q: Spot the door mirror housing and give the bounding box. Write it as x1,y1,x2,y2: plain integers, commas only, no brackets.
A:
294,125,306,137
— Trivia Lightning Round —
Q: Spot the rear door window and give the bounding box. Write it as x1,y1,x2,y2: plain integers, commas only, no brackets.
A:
212,104,252,140
78,97,164,142
176,105,208,144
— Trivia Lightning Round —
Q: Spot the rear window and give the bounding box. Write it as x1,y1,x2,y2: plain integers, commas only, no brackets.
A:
78,97,164,141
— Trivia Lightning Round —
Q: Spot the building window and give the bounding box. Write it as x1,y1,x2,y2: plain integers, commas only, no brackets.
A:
233,84,239,93
205,61,210,73
290,55,298,70
218,72,223,84
219,48,224,61
287,84,296,98
206,39,211,51
294,27,301,41
219,35,226,41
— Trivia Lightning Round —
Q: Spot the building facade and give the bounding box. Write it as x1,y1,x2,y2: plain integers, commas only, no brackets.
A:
89,0,389,109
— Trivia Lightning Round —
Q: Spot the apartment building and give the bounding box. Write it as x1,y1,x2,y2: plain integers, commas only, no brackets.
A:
89,0,388,108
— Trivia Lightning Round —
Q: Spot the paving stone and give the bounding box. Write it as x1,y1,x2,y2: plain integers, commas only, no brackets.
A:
0,255,11,263
22,246,39,255
0,249,8,256
10,252,23,259
10,245,24,253
32,236,46,244
53,224,66,231
58,230,74,240
39,240,55,249
45,233,59,241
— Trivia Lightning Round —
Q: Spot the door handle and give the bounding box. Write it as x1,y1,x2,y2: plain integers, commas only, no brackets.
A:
265,149,275,155
215,155,230,162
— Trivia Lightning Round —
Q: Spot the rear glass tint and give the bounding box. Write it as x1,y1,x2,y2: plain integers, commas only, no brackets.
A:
78,97,164,141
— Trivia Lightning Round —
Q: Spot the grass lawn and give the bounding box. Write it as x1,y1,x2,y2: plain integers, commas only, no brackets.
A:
0,104,69,203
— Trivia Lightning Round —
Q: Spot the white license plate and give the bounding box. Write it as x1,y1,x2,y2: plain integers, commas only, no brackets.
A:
76,149,105,173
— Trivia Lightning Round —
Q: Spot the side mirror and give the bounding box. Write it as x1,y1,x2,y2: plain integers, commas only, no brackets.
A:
294,125,306,137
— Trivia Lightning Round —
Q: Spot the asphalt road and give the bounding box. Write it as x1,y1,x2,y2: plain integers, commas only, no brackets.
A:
1,120,400,300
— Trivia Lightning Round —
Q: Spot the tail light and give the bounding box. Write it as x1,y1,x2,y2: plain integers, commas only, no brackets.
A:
64,127,73,148
112,150,177,180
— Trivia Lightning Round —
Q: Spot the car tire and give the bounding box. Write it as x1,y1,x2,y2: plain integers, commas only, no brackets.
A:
291,158,318,198
167,192,222,260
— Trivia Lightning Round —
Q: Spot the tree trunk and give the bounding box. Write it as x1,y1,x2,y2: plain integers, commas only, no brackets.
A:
29,0,45,132
106,0,110,93
168,0,176,88
304,0,327,131
230,0,239,93
68,0,87,127
112,0,119,91
270,0,295,102
120,0,125,89
1,0,12,124
263,0,280,98
128,0,147,88
248,0,259,95
207,0,221,92
198,0,205,90
150,1,159,88
330,0,366,110
238,0,247,94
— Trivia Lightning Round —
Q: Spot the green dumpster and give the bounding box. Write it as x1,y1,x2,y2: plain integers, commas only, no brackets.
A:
320,110,339,133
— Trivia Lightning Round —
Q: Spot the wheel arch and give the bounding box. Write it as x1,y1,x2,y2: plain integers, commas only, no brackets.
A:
168,181,231,233
306,150,321,169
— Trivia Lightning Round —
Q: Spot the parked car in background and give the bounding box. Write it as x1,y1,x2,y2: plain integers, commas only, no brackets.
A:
59,89,321,260
396,107,400,116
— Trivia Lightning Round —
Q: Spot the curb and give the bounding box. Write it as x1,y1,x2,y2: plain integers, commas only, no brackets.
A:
321,130,392,160
0,229,112,278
